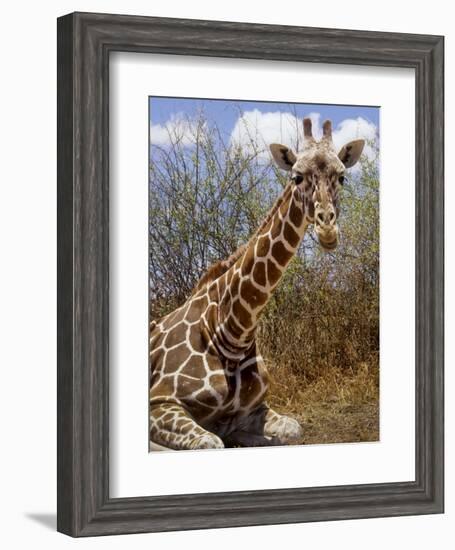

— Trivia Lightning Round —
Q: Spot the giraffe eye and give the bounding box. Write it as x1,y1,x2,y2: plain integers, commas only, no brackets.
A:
338,175,345,185
291,173,304,184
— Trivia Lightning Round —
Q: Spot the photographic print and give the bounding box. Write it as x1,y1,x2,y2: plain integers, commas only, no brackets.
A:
149,97,379,451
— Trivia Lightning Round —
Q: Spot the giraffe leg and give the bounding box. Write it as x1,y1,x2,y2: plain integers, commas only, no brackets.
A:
226,404,303,447
150,403,224,451
260,405,303,443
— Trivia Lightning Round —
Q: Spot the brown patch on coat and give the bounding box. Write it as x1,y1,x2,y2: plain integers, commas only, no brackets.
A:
289,200,303,227
164,323,187,348
150,345,165,366
259,217,273,236
283,222,300,247
209,373,229,401
205,353,224,372
240,278,268,308
216,272,227,295
232,299,252,328
252,261,267,287
226,267,234,285
189,324,207,353
177,375,205,396
149,368,162,387
270,215,282,239
219,288,231,315
164,343,191,371
183,399,216,420
226,316,244,339
208,282,219,303
150,376,175,398
162,306,187,329
191,261,224,294
174,416,195,431
230,272,240,297
256,235,270,257
180,355,207,379
238,367,262,405
159,411,176,425
150,327,164,349
204,303,218,333
194,388,220,407
267,259,282,286
306,200,315,219
241,247,255,276
272,241,293,266
279,195,291,218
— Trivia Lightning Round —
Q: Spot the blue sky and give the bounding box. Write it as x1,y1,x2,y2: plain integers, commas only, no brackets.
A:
149,97,380,169
149,96,379,143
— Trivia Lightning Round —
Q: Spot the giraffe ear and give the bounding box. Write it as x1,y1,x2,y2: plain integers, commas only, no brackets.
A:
270,143,297,171
338,139,365,168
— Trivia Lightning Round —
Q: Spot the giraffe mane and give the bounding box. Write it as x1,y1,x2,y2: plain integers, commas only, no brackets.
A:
191,182,292,295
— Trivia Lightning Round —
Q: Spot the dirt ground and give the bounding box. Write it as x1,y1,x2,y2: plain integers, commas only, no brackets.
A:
292,402,379,444
266,360,380,445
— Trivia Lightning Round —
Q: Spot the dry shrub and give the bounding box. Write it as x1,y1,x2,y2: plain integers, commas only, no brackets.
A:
257,252,380,443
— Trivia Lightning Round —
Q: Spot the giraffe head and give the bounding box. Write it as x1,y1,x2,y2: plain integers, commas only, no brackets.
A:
270,118,365,251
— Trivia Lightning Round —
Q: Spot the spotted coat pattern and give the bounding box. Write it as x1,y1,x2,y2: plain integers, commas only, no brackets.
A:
149,118,364,450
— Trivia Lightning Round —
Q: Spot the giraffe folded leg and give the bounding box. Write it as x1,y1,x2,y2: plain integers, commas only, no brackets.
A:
226,404,303,447
150,403,225,451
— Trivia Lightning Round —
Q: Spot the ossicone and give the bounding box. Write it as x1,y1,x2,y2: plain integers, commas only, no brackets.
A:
303,117,313,139
322,119,332,141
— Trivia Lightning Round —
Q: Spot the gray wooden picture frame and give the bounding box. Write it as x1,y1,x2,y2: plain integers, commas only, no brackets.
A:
57,11,444,537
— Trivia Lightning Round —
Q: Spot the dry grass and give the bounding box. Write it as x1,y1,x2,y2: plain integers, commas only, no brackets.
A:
265,355,379,444
256,273,380,445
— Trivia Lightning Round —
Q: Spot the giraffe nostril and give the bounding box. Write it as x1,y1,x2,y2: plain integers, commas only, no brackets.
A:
329,211,336,223
317,212,324,224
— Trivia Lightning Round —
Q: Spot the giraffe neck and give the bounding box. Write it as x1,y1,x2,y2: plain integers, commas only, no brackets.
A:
214,182,309,351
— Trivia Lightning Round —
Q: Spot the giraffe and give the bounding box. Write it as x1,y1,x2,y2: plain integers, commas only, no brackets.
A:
149,117,365,451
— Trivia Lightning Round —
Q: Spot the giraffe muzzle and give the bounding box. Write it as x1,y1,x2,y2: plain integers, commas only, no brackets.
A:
314,208,339,251
317,231,339,251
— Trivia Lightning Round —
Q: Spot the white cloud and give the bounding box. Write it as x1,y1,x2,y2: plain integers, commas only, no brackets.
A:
229,110,378,166
150,109,379,174
230,109,309,156
331,117,378,161
150,113,203,147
